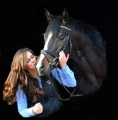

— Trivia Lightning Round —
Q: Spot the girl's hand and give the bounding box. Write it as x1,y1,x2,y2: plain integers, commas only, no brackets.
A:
32,102,43,114
59,51,69,68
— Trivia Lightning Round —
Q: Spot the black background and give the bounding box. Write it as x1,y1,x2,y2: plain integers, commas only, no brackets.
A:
0,1,117,120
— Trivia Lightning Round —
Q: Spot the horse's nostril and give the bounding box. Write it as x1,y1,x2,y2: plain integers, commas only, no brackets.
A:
40,63,44,68
39,62,45,72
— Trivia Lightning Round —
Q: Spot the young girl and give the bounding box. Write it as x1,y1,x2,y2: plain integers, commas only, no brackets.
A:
3,48,76,118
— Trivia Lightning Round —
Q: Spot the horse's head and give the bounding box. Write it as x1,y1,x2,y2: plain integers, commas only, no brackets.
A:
36,9,72,76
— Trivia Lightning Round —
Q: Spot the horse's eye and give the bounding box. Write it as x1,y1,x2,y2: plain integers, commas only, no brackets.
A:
59,36,65,41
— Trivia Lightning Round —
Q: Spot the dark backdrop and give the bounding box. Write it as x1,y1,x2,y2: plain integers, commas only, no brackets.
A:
0,1,117,120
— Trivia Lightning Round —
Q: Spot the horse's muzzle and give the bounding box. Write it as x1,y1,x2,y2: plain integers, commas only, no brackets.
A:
36,60,51,76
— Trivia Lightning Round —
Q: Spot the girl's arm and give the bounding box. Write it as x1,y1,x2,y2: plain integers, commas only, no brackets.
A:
16,85,37,118
51,51,77,87
51,65,76,87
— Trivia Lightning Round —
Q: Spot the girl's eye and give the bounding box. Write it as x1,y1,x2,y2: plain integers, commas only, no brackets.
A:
31,55,34,58
27,55,34,63
27,59,30,63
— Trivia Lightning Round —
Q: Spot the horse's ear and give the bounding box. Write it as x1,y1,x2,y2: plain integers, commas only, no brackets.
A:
44,8,54,23
62,8,69,25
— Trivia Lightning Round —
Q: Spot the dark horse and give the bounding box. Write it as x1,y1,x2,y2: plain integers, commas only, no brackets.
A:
36,9,107,96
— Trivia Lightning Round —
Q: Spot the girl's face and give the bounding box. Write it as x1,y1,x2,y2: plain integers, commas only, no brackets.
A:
26,51,36,71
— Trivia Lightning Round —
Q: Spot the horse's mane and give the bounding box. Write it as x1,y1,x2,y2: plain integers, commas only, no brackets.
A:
68,17,106,52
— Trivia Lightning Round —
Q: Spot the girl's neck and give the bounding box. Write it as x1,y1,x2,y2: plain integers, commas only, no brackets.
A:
28,69,39,79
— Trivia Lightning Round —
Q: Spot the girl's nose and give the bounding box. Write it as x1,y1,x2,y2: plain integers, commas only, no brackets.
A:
31,58,35,63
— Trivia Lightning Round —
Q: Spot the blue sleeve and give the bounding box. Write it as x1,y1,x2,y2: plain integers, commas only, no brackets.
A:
51,65,77,87
16,85,37,118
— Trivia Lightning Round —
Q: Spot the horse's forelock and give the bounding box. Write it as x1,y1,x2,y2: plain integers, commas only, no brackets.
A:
46,16,61,36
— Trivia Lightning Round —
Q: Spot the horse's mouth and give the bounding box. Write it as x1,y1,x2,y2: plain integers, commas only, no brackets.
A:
38,68,51,76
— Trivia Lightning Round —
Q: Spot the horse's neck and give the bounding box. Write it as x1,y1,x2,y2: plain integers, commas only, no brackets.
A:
71,29,87,49
71,28,104,55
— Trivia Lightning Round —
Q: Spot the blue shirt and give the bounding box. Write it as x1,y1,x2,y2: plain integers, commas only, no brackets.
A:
16,65,77,118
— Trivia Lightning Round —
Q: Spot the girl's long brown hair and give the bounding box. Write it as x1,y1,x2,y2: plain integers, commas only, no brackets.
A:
3,48,44,105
